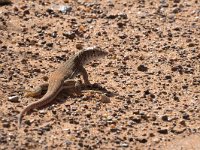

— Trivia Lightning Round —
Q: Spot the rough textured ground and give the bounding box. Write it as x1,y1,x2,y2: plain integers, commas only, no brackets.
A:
0,0,200,149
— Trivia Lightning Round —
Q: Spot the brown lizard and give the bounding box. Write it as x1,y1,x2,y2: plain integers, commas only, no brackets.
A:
18,46,108,128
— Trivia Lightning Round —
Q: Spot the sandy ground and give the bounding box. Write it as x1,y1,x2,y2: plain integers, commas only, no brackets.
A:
0,0,200,149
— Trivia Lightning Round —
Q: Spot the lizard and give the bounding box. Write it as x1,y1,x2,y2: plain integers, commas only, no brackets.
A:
18,46,108,128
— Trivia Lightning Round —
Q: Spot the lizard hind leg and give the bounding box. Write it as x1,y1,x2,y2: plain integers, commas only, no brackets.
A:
74,80,83,95
24,83,49,98
62,79,83,96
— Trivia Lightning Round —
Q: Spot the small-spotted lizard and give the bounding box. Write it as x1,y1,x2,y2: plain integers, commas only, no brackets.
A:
18,46,108,128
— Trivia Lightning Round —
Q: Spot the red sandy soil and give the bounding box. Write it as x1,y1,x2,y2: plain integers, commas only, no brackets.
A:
0,0,200,149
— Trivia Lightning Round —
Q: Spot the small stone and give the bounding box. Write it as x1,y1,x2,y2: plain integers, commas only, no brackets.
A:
71,106,77,111
33,68,41,73
137,64,148,72
8,96,19,102
118,13,128,19
137,11,147,18
117,22,126,28
161,115,169,121
63,31,76,39
136,137,147,143
129,116,141,123
182,113,190,120
171,127,186,134
76,43,84,49
172,7,181,14
179,120,186,126
23,9,30,15
106,13,118,19
65,140,72,145
100,94,111,103
42,76,48,81
24,120,31,126
51,32,57,38
152,137,160,143
41,124,52,131
157,128,168,134
59,5,72,14
188,43,196,47
110,128,118,132
165,75,172,80
174,0,180,3
46,8,54,14
46,43,53,47
120,142,129,147
2,122,10,128
37,129,44,135
0,68,3,74
39,110,47,114
118,33,127,39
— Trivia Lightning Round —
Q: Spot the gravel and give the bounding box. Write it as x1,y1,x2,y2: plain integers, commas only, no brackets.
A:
0,0,199,149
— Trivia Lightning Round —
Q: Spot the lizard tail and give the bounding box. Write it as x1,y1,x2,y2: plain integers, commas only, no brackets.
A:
18,103,37,129
18,79,63,128
18,89,60,128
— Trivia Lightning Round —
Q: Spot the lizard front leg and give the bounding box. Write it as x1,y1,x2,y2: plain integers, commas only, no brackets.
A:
79,66,91,85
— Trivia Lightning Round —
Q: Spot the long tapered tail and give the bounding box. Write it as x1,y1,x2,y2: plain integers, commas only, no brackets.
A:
18,86,62,128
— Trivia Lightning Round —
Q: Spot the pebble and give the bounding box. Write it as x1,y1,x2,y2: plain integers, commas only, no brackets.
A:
0,68,3,73
110,127,118,132
8,95,19,102
39,110,47,114
51,32,57,38
161,115,169,122
152,137,160,143
120,142,129,147
65,140,72,145
136,137,148,143
0,0,199,149
172,7,181,14
59,5,72,14
63,31,76,39
182,113,190,120
118,33,127,39
100,94,110,103
106,13,118,19
157,128,168,134
137,64,148,72
130,116,141,123
171,127,186,134
76,43,84,49
24,120,31,126
2,122,10,128
174,0,180,3
179,120,186,126
46,42,53,48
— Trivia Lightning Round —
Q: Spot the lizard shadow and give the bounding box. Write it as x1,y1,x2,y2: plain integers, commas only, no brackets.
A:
55,83,116,104
29,83,115,111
